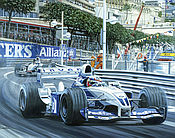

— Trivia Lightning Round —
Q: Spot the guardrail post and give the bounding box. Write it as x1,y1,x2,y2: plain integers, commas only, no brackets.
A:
125,55,127,70
112,54,115,70
87,37,90,51
0,24,2,37
4,22,6,36
150,61,152,72
66,40,69,65
136,59,138,71
78,39,80,49
168,61,171,74
80,49,82,66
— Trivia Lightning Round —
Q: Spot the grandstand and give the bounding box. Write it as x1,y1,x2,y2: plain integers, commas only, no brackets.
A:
0,17,100,52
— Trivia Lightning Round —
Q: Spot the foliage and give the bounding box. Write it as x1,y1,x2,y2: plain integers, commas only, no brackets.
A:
122,3,132,12
121,3,132,23
0,0,36,36
165,18,175,22
158,11,162,18
158,35,175,45
40,2,175,52
170,2,175,5
40,2,103,45
41,2,135,45
0,0,36,14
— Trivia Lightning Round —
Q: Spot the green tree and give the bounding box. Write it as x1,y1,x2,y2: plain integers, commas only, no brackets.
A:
121,3,132,23
158,34,175,44
40,2,152,52
40,2,103,48
158,11,162,18
0,0,36,36
170,2,175,5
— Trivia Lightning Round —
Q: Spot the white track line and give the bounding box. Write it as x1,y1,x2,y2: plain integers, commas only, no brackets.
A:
4,71,19,86
0,67,14,70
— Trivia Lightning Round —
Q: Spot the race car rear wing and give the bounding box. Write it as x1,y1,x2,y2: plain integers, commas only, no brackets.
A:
37,66,81,82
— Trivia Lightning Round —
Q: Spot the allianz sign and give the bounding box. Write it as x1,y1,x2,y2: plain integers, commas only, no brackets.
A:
0,41,76,59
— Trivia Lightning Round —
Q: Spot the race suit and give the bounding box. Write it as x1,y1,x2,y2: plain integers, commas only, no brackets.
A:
96,53,103,69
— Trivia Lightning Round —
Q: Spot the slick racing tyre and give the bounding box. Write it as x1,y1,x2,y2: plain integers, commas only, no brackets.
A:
19,82,46,118
59,88,87,125
138,87,167,125
15,64,22,76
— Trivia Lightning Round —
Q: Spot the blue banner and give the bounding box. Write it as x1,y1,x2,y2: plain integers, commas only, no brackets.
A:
0,41,76,59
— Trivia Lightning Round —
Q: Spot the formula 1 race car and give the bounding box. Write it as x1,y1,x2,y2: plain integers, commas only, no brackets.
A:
19,64,167,125
15,58,57,76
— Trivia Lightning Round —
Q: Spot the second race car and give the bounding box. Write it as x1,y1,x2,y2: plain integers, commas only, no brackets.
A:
14,57,57,76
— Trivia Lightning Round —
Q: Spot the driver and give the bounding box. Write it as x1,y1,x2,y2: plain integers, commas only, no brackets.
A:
28,59,38,71
84,76,102,87
75,64,102,87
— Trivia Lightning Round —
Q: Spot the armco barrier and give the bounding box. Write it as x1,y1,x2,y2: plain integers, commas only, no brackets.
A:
94,69,175,100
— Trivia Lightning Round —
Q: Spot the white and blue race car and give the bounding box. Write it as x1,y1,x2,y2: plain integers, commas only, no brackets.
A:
14,58,59,76
19,64,167,125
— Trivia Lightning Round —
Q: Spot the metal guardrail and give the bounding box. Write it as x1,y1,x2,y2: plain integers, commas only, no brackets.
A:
94,69,175,100
35,64,175,101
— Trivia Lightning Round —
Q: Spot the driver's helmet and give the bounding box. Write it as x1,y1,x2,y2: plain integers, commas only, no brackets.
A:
79,64,92,78
35,57,40,64
86,76,101,87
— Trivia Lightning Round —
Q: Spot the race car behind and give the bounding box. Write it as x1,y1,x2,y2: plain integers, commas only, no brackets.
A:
15,58,58,76
19,64,167,125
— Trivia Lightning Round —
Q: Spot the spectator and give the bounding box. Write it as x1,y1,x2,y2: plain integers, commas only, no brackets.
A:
143,55,149,72
91,55,96,69
96,50,103,69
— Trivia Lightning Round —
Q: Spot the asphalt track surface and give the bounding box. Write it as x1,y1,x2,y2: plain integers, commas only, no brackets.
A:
0,67,175,138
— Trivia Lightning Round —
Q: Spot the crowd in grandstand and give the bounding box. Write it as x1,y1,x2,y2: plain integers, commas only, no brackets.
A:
0,21,57,45
0,21,98,51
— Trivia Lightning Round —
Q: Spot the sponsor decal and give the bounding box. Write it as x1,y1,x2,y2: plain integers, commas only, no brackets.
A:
160,53,175,57
51,93,60,115
0,41,76,58
88,110,115,116
51,97,57,114
131,108,158,116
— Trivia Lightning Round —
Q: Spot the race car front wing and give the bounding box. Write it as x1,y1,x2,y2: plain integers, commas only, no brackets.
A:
80,108,163,121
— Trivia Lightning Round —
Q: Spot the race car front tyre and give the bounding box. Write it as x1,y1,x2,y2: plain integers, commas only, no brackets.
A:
19,82,46,118
138,87,167,125
59,88,87,125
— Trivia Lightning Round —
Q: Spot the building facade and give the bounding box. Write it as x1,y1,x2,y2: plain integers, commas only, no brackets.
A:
0,0,95,18
165,0,175,21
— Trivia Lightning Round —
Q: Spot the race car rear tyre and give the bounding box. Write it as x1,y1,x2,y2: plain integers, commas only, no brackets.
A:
59,88,87,125
138,87,167,125
15,64,22,76
19,82,46,118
